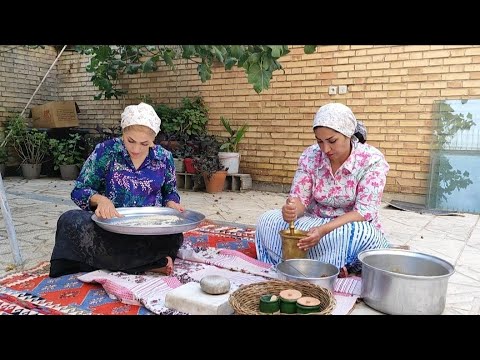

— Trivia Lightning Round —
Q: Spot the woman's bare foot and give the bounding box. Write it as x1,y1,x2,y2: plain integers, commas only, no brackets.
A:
338,266,349,278
151,256,174,275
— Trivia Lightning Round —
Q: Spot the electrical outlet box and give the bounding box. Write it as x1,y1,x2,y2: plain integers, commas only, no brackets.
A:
338,85,348,94
328,86,337,95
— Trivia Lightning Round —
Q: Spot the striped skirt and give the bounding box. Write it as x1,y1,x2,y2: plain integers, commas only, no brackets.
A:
255,209,389,271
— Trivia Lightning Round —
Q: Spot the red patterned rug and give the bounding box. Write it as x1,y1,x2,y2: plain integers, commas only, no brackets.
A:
183,220,256,258
0,262,151,315
0,220,257,315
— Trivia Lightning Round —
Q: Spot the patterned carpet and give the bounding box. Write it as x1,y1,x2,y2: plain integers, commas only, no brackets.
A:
183,220,256,258
0,220,359,315
0,262,151,315
0,220,257,315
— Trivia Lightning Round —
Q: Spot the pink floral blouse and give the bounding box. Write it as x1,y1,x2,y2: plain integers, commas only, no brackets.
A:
290,140,389,231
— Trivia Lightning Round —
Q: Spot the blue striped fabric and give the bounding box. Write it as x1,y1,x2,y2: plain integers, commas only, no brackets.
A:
255,209,389,270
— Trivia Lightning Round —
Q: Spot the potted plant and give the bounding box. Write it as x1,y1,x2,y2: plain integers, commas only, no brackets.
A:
218,116,249,174
194,154,228,193
5,114,50,179
49,133,84,180
154,96,209,151
193,135,227,193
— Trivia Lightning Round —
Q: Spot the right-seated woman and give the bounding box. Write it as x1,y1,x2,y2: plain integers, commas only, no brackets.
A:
255,102,390,273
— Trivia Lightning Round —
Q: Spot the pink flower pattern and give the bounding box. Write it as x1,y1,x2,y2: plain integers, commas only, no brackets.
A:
290,141,389,231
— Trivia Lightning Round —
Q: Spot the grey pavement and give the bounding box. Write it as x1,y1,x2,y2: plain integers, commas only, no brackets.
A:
1,177,479,315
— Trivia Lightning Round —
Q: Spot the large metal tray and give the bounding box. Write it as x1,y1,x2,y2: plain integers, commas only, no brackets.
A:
91,207,205,235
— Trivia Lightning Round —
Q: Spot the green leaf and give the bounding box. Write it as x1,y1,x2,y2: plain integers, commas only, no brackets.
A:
90,57,99,67
247,64,271,94
95,46,112,61
224,57,237,70
75,45,92,55
247,52,261,64
182,45,195,58
261,54,273,71
198,63,212,82
110,59,126,70
304,45,317,54
268,45,283,58
220,117,233,135
125,63,141,74
212,47,224,63
271,59,283,71
230,45,244,59
238,52,250,68
141,59,155,72
162,52,174,67
150,54,160,64
98,78,112,90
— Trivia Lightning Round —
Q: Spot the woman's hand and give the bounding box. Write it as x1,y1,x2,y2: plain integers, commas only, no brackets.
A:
282,197,297,222
297,226,327,251
95,197,122,219
166,201,185,212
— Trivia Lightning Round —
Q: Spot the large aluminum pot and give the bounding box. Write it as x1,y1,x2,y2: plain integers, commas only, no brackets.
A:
275,259,339,292
358,249,455,315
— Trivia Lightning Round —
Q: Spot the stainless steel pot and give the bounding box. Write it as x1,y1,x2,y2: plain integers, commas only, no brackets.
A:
358,249,455,315
275,259,339,292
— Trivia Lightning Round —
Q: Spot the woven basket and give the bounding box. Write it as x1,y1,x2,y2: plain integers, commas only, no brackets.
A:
229,280,336,315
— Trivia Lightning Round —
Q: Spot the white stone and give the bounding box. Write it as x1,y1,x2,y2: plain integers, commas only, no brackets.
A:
165,282,234,315
200,275,231,295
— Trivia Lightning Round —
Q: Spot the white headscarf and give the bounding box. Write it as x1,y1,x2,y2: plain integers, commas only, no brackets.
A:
312,103,357,137
121,102,161,135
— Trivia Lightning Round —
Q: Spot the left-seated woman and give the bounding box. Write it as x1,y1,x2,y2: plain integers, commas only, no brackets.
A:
49,102,185,278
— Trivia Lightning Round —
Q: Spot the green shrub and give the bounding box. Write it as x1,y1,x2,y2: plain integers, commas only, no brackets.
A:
49,133,84,170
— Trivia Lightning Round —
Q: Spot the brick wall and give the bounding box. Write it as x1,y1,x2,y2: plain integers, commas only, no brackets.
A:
0,46,58,127
115,45,480,203
56,52,124,129
3,45,480,202
0,46,125,134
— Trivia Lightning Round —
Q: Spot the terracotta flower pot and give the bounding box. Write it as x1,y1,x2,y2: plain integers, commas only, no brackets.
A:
203,170,227,193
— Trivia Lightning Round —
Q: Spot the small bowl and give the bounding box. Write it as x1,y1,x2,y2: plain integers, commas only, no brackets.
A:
296,296,321,314
276,259,339,292
259,294,280,313
279,289,302,314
